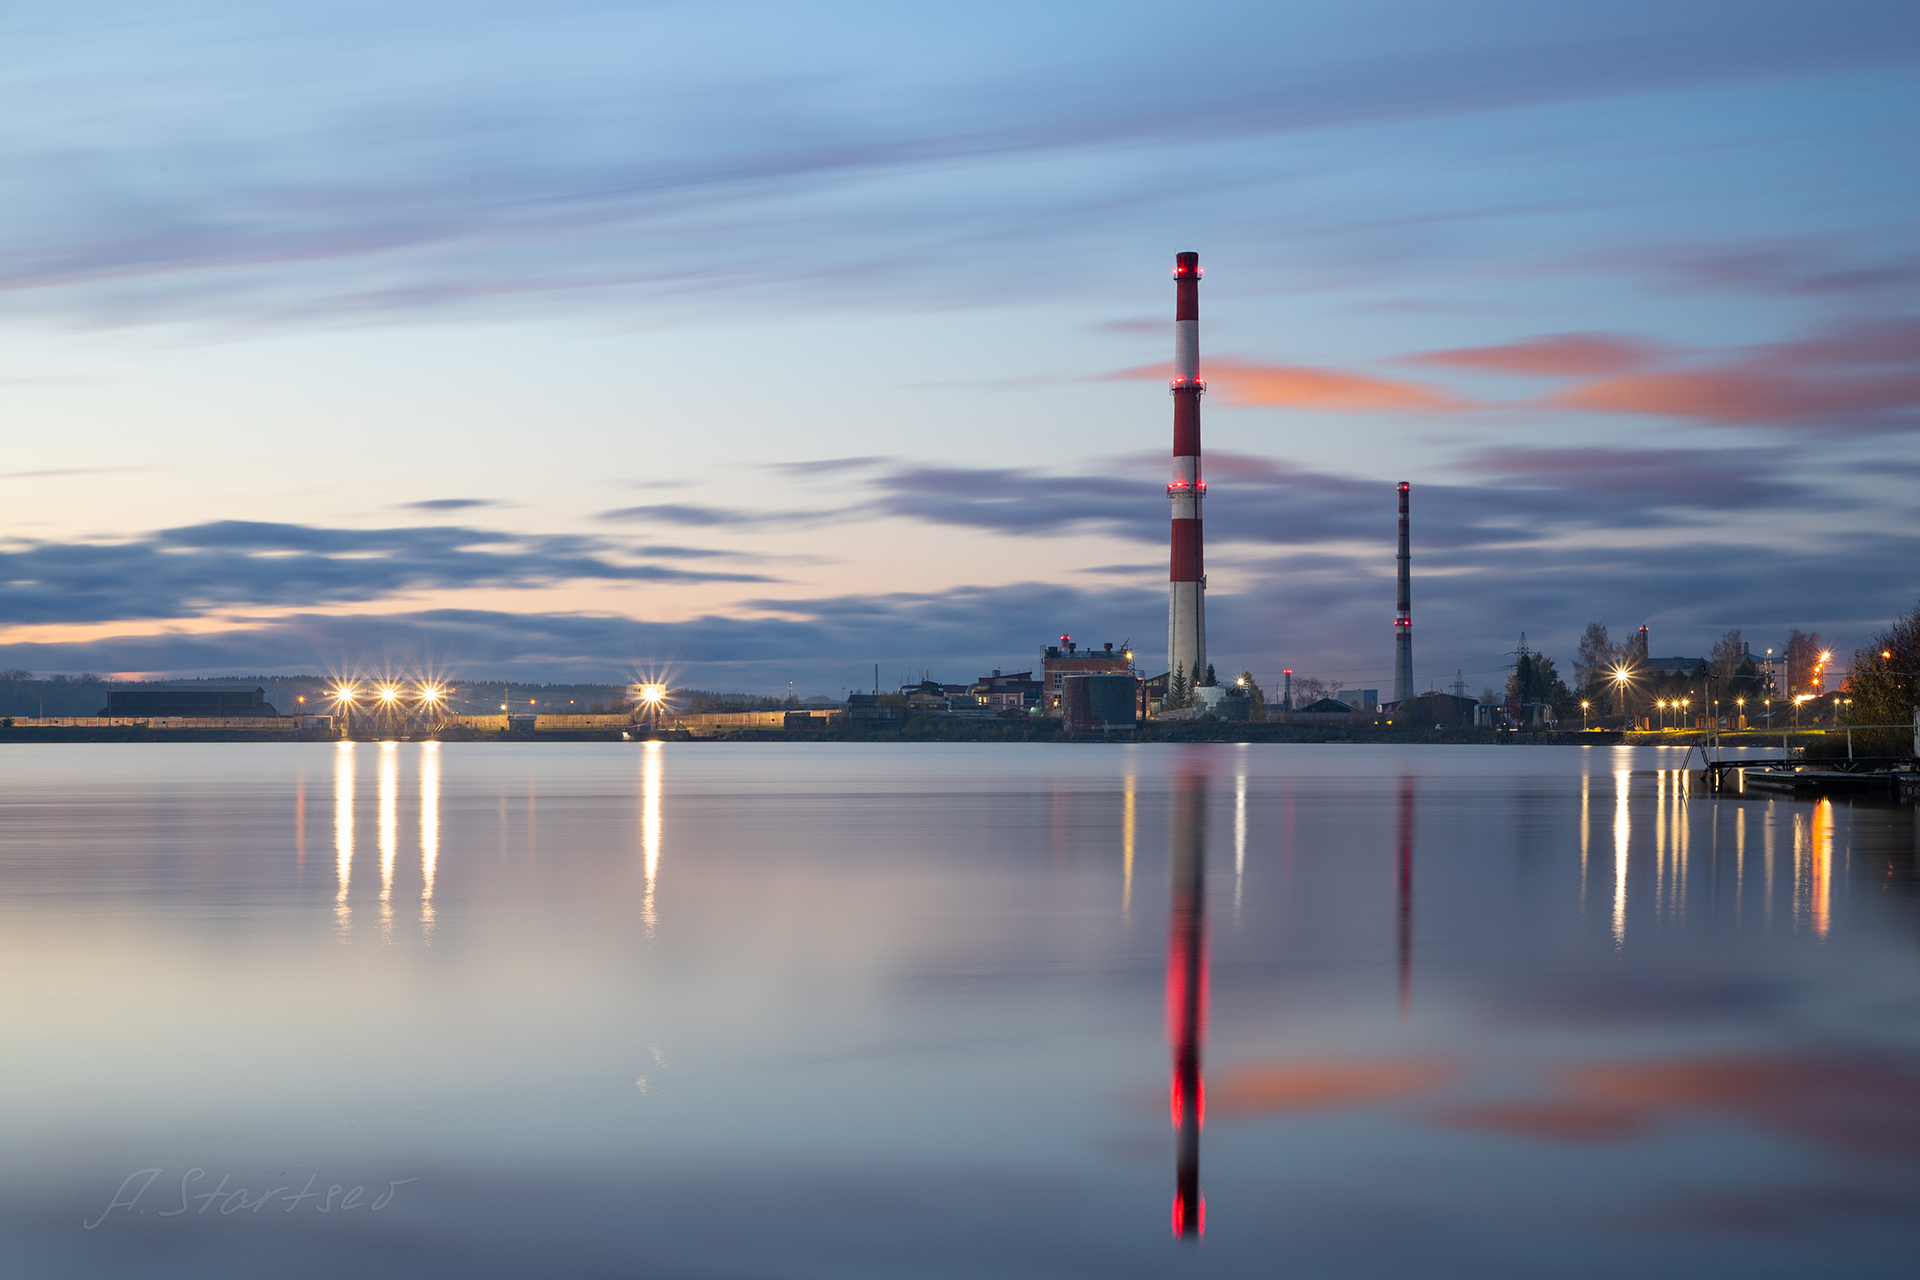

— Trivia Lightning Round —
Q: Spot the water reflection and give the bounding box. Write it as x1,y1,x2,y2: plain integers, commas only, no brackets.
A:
1122,773,1136,923
421,742,440,941
1612,768,1630,947
334,741,354,941
1168,769,1207,1240
1809,798,1833,940
1396,777,1414,1020
641,741,662,939
379,741,398,943
1233,765,1247,920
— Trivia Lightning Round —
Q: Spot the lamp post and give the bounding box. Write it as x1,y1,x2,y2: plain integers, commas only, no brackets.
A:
1656,699,1666,731
1765,647,1774,726
1735,696,1744,730
1581,699,1590,730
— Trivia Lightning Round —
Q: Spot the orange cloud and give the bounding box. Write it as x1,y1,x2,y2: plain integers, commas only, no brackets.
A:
1209,1060,1455,1117
1104,360,1465,412
1403,332,1660,377
1546,369,1920,427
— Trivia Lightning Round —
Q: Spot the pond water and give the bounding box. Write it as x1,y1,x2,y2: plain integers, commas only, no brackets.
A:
2,741,1916,1278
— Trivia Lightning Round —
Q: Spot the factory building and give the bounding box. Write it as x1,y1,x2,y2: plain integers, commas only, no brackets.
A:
970,670,1042,713
105,686,277,717
1040,638,1133,715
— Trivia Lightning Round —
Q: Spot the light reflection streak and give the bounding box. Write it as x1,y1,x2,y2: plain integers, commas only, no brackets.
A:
1579,772,1589,908
1612,769,1630,947
1233,767,1247,921
334,741,354,942
379,741,398,942
1793,811,1808,929
1654,770,1666,923
642,741,662,939
420,742,440,941
1672,770,1688,920
295,771,306,875
1122,774,1136,924
1811,798,1832,940
1735,805,1746,922
1764,801,1777,930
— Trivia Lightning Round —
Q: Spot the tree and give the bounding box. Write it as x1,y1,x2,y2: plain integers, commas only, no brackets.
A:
1844,597,1920,752
1166,666,1190,711
1291,676,1332,707
1710,630,1745,680
1203,663,1217,688
1574,622,1612,690
1507,638,1573,716
1784,628,1825,696
1236,671,1266,720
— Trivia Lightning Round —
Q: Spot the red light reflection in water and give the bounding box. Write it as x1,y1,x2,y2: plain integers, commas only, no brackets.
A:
1168,769,1207,1240
1397,777,1414,1020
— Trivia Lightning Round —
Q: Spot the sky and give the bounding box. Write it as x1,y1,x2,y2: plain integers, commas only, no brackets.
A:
2,0,1917,696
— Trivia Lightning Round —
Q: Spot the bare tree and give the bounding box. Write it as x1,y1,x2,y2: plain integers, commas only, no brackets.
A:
1574,622,1612,689
1784,628,1825,695
1710,629,1745,680
1291,676,1332,706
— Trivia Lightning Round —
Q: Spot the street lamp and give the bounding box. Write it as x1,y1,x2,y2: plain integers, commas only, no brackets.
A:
1581,699,1590,730
1656,698,1666,731
1735,696,1745,729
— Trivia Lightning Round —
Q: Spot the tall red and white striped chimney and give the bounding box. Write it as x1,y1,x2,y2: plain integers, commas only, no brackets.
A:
1168,251,1206,690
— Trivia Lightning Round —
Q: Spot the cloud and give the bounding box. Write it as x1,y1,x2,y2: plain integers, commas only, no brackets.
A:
1403,333,1661,377
399,498,501,511
2,466,154,479
1461,446,1801,509
595,503,837,529
1104,359,1466,412
1544,316,1920,430
8,4,1916,327
0,519,772,626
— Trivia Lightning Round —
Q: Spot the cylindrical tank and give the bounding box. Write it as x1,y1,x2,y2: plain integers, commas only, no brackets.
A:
1064,674,1139,731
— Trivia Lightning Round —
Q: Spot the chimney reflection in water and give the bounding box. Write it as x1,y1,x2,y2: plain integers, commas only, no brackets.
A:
1396,777,1413,1021
1168,770,1207,1240
334,741,354,942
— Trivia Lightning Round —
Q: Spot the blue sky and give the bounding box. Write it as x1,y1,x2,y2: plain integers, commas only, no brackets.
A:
2,0,1916,694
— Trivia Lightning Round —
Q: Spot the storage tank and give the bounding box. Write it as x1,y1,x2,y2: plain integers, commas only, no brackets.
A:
1063,674,1139,732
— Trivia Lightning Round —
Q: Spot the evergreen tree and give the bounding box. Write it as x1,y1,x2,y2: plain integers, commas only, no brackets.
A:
1166,666,1189,711
1203,663,1217,687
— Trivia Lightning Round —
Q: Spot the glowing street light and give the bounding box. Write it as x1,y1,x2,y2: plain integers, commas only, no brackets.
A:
1581,699,1590,730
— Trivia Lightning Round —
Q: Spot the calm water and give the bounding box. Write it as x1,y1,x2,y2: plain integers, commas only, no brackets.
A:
2,742,1916,1278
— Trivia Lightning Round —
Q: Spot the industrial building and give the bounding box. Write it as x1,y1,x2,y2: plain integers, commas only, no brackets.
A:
105,686,277,717
1041,639,1133,715
1059,674,1139,733
970,670,1042,712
